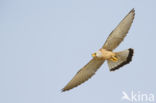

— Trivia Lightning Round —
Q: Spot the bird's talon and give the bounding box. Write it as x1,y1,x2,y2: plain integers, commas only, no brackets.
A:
110,56,118,62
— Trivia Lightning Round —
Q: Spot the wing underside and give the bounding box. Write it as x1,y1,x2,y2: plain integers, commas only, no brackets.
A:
62,58,104,91
103,9,135,51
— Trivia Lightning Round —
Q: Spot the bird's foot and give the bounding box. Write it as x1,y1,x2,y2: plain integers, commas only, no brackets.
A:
110,56,118,62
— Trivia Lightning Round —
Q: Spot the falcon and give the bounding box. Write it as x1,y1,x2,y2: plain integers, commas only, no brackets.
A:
62,9,135,92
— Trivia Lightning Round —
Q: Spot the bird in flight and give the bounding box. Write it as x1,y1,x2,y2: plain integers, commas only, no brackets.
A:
62,9,135,92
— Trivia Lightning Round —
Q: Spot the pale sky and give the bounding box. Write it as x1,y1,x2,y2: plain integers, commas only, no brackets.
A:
0,0,156,103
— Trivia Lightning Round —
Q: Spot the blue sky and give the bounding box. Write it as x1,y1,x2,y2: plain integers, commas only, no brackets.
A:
0,0,156,103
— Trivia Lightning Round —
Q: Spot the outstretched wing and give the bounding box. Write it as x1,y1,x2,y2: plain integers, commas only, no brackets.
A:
62,58,104,92
103,9,135,51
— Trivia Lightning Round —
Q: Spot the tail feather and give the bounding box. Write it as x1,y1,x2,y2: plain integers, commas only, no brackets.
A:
107,48,134,71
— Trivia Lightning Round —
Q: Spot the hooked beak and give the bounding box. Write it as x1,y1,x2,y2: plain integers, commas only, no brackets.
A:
92,53,96,57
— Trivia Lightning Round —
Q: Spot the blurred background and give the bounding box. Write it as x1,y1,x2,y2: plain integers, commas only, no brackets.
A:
0,0,156,103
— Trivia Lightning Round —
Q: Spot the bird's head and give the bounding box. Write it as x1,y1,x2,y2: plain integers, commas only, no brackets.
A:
92,51,103,58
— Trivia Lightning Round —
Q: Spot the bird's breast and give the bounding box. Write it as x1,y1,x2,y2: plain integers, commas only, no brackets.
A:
100,49,115,60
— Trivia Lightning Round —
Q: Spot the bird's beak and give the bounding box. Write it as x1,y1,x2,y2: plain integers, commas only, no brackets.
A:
92,53,96,57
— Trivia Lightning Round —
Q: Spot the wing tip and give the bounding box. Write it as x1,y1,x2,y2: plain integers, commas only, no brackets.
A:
61,88,67,92
110,48,134,71
62,86,73,92
131,8,135,12
129,8,135,17
61,85,73,92
61,74,93,92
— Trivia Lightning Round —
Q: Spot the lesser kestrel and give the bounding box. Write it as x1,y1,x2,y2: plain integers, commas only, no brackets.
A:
62,9,135,92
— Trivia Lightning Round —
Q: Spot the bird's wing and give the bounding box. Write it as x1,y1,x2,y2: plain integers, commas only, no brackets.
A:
102,9,135,51
62,58,104,92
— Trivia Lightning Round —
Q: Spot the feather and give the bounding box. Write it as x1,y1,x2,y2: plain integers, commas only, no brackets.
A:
62,58,104,92
107,48,134,71
103,9,135,51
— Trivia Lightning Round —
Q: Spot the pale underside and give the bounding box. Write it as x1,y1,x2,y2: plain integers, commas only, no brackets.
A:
62,9,135,92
